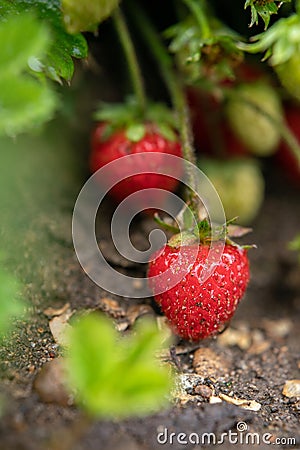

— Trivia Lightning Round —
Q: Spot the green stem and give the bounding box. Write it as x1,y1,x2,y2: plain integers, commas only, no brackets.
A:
277,121,300,167
182,0,211,39
112,8,146,113
127,1,198,202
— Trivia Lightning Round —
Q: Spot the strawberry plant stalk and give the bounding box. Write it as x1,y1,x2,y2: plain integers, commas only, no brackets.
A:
127,0,200,213
112,8,146,114
182,0,211,40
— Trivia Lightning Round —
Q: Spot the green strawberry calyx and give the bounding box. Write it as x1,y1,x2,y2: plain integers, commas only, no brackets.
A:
93,96,178,142
165,14,243,84
155,214,254,249
237,13,300,67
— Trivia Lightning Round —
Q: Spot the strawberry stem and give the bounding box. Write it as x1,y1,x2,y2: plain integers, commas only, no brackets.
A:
154,213,180,233
112,8,146,114
127,1,199,212
182,0,211,40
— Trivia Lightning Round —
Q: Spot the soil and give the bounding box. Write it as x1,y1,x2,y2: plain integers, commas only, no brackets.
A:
0,116,299,450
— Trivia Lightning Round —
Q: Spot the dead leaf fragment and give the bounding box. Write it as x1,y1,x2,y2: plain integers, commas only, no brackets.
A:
43,303,70,317
193,347,230,378
218,325,252,350
262,318,293,339
248,329,270,354
126,304,155,326
49,310,73,347
227,224,252,238
282,380,300,398
219,393,261,411
209,396,223,404
100,298,125,318
115,321,130,332
218,325,270,354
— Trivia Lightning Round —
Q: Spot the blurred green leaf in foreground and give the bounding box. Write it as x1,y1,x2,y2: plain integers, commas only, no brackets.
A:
65,313,173,418
0,269,24,338
0,0,88,83
0,13,57,136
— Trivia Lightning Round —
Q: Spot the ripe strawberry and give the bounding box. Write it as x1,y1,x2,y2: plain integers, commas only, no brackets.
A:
148,239,250,341
225,82,283,156
276,105,300,187
90,122,182,209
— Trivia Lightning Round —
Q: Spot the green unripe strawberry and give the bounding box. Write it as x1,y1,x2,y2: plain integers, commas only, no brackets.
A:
198,158,264,225
225,83,283,156
275,54,300,103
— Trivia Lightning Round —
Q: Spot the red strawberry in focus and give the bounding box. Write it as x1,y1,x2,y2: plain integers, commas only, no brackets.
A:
148,241,250,341
90,122,182,210
276,106,300,187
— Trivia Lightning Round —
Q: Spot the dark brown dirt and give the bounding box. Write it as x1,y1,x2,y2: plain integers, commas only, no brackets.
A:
0,119,299,450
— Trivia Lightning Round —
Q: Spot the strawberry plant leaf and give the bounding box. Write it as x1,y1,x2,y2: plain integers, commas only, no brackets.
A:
0,76,57,136
0,14,57,136
244,0,291,30
61,0,121,33
65,313,172,418
0,0,88,83
0,12,49,75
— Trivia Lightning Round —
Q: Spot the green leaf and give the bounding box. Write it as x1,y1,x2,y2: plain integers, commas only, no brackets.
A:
0,13,58,136
62,0,121,33
245,0,291,30
0,0,88,83
66,313,172,418
0,13,49,76
45,45,75,83
0,269,24,337
0,75,57,136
